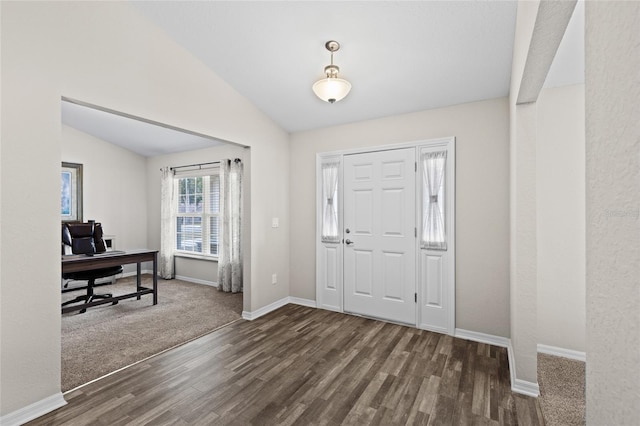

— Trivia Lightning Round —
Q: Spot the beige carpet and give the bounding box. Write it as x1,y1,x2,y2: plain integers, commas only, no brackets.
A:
538,353,586,425
62,275,243,392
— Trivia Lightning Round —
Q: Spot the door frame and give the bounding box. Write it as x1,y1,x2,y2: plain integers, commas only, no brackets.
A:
316,137,456,335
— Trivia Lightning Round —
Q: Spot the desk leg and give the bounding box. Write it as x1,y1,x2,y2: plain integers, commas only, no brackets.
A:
153,253,158,305
136,262,142,300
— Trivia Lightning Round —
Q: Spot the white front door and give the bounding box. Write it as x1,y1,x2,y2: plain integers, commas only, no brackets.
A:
343,148,416,325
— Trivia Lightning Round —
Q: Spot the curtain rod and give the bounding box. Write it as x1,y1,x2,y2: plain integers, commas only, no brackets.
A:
160,158,242,172
170,161,220,171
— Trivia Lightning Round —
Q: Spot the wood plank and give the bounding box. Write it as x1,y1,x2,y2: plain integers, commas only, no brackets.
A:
27,305,543,425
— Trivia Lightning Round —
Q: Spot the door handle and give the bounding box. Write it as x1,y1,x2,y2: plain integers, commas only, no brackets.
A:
345,239,354,245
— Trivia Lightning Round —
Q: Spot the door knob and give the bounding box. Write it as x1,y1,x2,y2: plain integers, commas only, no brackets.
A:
345,239,354,245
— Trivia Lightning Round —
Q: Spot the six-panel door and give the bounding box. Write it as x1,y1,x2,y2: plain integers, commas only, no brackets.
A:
343,148,416,325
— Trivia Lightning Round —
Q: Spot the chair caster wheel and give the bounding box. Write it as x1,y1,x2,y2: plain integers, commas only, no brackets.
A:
112,300,119,306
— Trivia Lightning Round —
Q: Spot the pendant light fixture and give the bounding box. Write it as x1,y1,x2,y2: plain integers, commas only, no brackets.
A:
312,40,352,104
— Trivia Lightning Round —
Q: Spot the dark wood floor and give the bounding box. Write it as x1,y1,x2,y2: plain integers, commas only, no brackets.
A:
29,305,543,425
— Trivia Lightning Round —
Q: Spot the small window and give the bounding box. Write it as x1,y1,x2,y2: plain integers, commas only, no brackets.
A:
175,174,220,257
321,161,340,243
421,150,447,250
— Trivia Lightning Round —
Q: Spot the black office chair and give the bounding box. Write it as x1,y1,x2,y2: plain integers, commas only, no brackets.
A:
61,221,122,314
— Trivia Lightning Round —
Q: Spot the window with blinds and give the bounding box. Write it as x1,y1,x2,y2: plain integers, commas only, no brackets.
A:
175,174,220,257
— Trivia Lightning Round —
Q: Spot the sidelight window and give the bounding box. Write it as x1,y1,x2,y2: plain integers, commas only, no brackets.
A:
321,161,340,243
421,151,447,250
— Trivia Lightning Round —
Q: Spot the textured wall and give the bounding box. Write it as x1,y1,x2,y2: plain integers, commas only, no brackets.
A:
585,2,640,424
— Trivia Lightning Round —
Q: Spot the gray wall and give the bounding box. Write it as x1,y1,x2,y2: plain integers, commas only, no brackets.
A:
290,97,511,337
61,125,148,275
536,84,585,352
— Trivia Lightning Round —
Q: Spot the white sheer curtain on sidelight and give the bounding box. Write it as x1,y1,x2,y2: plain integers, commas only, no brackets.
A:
421,151,447,250
321,161,340,243
160,166,176,278
218,159,243,293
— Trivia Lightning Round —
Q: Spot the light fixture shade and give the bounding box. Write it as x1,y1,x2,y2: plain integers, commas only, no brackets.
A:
312,77,352,104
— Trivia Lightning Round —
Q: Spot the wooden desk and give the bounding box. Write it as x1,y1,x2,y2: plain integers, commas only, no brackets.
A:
62,249,158,314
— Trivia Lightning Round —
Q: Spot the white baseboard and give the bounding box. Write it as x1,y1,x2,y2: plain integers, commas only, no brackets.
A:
455,328,539,397
508,344,540,397
242,297,290,320
0,392,66,426
242,296,317,320
289,297,317,308
537,343,586,362
174,275,218,287
454,328,510,348
512,378,541,397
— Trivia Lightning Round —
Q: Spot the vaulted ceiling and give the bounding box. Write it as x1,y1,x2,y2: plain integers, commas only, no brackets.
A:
63,1,584,156
132,0,521,133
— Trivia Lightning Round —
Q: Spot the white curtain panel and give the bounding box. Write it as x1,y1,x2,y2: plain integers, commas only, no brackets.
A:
218,159,243,293
421,151,447,250
321,161,340,243
159,166,175,278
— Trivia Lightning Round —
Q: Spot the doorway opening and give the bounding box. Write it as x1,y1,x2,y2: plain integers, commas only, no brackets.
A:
60,98,249,392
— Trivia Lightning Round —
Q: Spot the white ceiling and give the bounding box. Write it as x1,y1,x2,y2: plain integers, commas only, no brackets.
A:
62,1,584,157
61,100,226,157
132,1,520,133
